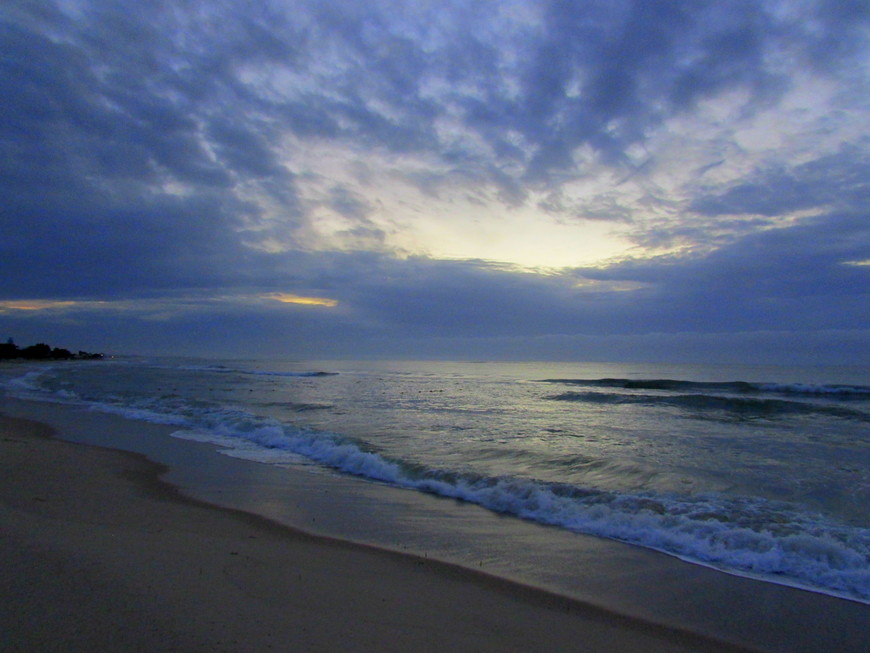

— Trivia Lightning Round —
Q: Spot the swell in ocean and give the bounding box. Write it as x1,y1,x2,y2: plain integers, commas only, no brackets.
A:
540,377,870,396
540,377,870,423
3,361,869,604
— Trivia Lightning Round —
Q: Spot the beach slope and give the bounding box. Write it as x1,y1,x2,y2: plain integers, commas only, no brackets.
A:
0,413,748,652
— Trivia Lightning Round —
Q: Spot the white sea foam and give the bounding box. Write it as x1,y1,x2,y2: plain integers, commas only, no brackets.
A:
6,368,53,393
89,402,193,426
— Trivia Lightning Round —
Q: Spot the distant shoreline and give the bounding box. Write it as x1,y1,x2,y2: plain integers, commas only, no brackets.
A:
0,340,103,361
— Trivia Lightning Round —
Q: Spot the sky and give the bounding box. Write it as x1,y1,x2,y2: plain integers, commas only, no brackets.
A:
1,0,868,364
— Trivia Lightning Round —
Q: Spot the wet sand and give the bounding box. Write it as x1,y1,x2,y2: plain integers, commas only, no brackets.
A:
0,411,753,652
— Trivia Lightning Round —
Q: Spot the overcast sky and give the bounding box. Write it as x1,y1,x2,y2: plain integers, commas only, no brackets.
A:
1,0,868,364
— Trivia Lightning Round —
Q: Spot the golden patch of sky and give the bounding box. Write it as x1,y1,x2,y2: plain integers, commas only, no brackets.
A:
0,300,79,312
264,293,339,307
0,295,341,322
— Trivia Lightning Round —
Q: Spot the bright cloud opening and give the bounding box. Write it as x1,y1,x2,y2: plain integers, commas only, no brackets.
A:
265,293,339,307
0,300,78,312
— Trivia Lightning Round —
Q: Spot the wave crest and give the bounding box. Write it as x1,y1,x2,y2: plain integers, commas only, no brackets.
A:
547,391,870,421
540,378,870,397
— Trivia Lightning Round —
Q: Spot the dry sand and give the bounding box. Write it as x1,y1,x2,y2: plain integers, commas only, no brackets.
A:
0,412,753,652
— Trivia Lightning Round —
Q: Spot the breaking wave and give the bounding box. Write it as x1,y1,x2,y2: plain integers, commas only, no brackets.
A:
28,387,870,603
166,412,870,604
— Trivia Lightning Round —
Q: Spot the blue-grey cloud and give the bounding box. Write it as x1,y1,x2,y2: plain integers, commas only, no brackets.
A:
1,0,868,363
690,143,870,217
576,209,870,334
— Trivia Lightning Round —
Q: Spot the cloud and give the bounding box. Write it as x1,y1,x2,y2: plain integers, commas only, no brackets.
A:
576,208,870,336
264,293,339,308
1,0,868,363
0,300,79,313
690,143,870,217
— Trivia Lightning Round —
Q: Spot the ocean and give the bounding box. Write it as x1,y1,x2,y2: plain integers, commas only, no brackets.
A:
3,357,869,607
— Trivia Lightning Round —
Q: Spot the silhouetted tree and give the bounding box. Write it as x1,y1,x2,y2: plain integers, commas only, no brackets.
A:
51,347,73,359
21,343,52,359
78,350,103,360
0,339,103,361
0,338,18,360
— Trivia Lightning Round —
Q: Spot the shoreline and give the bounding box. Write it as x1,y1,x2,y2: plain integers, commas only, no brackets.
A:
0,411,747,652
2,396,869,652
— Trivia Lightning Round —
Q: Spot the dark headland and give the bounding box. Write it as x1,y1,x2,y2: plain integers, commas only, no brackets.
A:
0,338,103,361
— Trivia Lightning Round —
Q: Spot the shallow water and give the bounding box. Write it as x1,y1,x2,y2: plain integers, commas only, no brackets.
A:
3,357,869,603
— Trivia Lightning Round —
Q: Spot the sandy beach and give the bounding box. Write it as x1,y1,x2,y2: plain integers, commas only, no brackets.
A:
0,411,759,653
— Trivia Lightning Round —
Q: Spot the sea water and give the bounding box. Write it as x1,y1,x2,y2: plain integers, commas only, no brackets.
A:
3,357,869,604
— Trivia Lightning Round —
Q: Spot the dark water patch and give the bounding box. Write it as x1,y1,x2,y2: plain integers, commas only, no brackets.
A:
547,391,870,421
539,378,870,398
245,369,338,378
254,401,334,412
178,365,339,378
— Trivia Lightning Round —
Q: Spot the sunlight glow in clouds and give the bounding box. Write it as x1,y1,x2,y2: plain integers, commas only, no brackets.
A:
265,293,339,308
257,53,866,271
0,300,79,312
275,140,632,269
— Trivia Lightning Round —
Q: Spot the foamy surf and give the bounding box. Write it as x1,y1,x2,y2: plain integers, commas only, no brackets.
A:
166,414,870,604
